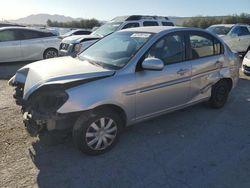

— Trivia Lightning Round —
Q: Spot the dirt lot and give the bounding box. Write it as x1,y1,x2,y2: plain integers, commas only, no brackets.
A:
0,62,250,188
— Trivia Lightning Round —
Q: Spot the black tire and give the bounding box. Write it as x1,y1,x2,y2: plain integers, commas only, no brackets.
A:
73,109,123,155
43,48,58,59
209,80,230,109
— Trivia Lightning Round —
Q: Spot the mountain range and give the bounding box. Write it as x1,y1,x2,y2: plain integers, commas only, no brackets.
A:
8,13,191,26
9,14,77,25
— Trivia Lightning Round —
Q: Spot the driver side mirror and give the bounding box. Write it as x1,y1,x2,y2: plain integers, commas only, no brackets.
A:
142,58,164,71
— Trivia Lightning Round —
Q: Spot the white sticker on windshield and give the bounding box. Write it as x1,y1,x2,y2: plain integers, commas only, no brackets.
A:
131,33,151,38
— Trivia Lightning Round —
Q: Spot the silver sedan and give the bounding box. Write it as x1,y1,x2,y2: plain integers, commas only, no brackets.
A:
10,26,239,155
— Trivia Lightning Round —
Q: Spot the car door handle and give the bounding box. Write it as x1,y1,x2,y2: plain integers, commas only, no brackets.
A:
177,69,189,75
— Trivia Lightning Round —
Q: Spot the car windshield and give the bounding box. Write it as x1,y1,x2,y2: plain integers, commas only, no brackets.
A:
207,26,232,35
91,22,122,37
79,32,152,69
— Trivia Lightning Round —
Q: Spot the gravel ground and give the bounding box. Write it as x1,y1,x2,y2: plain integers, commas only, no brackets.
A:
0,62,250,188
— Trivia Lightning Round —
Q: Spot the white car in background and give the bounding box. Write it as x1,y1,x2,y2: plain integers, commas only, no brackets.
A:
59,29,92,39
242,50,250,75
208,24,250,56
207,24,233,37
59,15,175,57
0,27,61,63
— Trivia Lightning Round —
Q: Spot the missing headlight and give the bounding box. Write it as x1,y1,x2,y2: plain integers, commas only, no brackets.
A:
29,90,68,115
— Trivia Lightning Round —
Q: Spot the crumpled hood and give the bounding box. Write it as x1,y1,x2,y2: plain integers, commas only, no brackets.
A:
62,34,101,44
14,56,115,100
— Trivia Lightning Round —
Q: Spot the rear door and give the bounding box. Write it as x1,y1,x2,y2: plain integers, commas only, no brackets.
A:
187,31,225,101
0,29,21,62
18,29,46,61
135,32,191,119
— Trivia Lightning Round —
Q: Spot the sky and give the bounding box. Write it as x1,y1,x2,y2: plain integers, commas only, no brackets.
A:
0,0,250,20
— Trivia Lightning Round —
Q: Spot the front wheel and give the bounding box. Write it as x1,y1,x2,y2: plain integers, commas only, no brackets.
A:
209,80,230,109
73,109,122,155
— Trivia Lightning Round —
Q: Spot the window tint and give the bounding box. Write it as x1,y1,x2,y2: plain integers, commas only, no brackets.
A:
231,26,250,36
41,32,56,37
162,22,174,26
122,23,140,29
143,21,159,26
74,31,91,35
0,30,17,42
189,33,223,59
214,38,223,55
146,33,185,65
19,30,42,40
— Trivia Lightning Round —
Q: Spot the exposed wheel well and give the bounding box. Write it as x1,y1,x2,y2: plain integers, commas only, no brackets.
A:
93,104,127,127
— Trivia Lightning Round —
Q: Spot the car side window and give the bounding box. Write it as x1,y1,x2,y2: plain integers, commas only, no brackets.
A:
189,34,214,59
19,30,42,40
122,23,140,29
238,26,250,36
41,32,56,37
214,38,223,55
75,31,91,35
162,22,174,26
143,21,159,26
231,26,250,36
189,32,223,59
0,30,17,42
145,33,185,65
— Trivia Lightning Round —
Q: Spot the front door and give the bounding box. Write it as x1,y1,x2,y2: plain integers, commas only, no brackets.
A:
135,32,191,120
0,29,21,63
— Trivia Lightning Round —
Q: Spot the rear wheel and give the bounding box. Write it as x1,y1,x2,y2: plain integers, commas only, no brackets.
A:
73,109,122,155
209,80,230,109
43,48,58,59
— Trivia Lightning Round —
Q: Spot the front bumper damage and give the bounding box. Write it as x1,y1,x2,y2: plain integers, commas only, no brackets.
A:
11,82,79,136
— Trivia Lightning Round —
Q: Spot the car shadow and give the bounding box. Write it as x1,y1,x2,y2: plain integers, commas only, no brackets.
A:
28,77,250,188
0,61,33,80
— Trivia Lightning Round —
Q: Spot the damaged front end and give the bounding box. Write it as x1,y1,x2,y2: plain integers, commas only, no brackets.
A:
11,83,79,136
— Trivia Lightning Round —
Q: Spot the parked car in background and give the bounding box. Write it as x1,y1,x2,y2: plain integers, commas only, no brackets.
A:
242,50,250,75
208,24,250,56
59,29,92,39
9,26,239,155
59,15,175,57
207,24,233,37
0,27,61,63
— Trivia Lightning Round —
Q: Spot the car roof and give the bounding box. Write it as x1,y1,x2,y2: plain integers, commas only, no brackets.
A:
112,15,171,22
209,23,250,27
0,26,54,33
119,26,186,33
209,24,235,27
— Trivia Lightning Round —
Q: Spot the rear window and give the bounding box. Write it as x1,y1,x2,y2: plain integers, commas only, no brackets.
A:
143,21,159,26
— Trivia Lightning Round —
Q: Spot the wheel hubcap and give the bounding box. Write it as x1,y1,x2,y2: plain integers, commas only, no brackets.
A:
45,51,57,59
86,117,117,150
